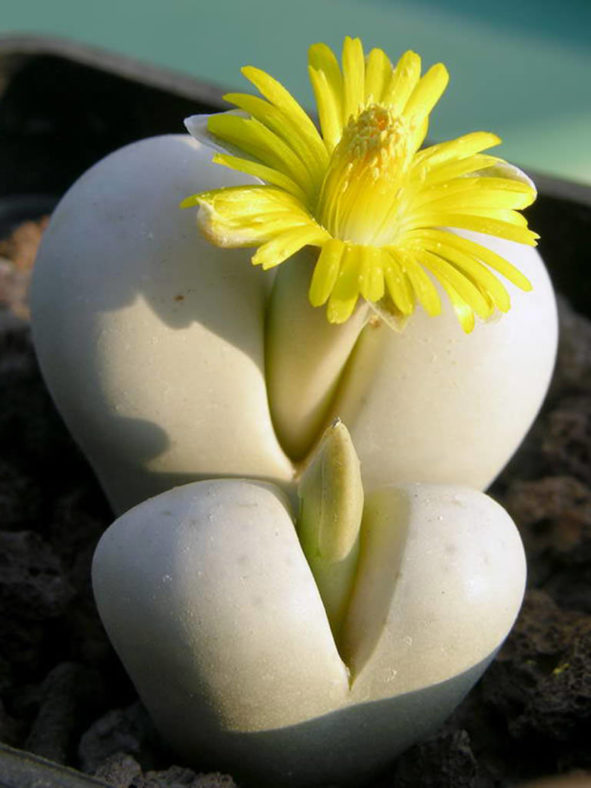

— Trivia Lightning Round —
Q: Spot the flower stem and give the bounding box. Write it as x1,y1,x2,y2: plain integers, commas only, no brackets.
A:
265,249,369,461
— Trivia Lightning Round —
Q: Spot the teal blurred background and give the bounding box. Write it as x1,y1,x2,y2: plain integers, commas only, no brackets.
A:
1,0,590,183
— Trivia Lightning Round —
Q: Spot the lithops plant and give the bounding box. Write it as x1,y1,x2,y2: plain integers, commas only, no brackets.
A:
93,421,526,787
31,38,557,514
31,35,557,786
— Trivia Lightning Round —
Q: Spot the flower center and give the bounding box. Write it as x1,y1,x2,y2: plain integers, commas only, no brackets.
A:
316,104,413,246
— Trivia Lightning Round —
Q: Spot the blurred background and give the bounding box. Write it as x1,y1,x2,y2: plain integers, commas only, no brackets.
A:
1,0,590,185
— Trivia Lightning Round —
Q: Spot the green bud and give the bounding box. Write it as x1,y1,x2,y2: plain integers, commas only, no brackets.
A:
297,419,364,645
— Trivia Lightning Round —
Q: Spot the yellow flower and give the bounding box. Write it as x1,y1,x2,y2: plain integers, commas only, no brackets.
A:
182,37,537,333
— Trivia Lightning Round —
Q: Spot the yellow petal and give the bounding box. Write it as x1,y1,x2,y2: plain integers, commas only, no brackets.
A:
222,94,325,184
417,154,503,188
383,250,414,314
358,246,385,302
195,185,304,215
211,153,308,203
238,67,328,172
415,248,476,332
308,66,343,154
407,204,529,224
364,47,393,104
342,36,365,122
442,283,476,333
382,50,422,115
415,248,493,319
309,238,345,306
395,251,441,316
252,223,329,269
414,235,511,312
208,113,314,193
404,63,449,125
327,246,362,323
192,185,312,247
415,212,539,245
415,132,502,174
308,42,344,149
408,175,536,212
421,230,533,291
